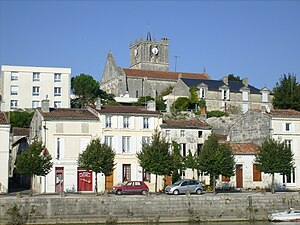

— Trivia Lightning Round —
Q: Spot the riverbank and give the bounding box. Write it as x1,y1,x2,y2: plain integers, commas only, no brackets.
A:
0,192,300,224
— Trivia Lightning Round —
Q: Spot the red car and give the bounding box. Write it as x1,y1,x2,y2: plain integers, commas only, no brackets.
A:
112,181,149,195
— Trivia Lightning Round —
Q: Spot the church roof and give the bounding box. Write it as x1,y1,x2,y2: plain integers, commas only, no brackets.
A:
181,78,261,94
122,68,209,81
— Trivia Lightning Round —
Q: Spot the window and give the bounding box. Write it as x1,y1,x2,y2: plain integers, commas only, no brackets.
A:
10,86,18,95
123,116,129,128
123,164,131,182
283,167,296,184
285,123,291,132
122,136,130,153
198,131,203,138
54,73,61,82
32,101,40,108
136,91,139,98
180,143,186,157
199,88,206,99
242,91,249,101
253,164,262,181
32,86,40,96
10,100,18,109
104,136,113,147
181,170,186,179
142,168,151,182
284,140,292,150
142,136,150,144
262,92,268,103
143,117,149,129
180,130,185,137
54,101,61,108
197,144,203,156
33,72,40,81
56,138,61,159
222,89,230,100
11,72,18,81
54,87,61,96
105,116,112,128
222,176,230,182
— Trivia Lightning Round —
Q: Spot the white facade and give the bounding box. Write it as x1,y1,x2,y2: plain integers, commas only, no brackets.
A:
0,112,10,193
1,65,71,111
271,110,300,189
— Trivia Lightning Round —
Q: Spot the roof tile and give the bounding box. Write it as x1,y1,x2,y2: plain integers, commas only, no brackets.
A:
94,105,161,115
161,118,211,129
230,143,259,154
38,108,99,120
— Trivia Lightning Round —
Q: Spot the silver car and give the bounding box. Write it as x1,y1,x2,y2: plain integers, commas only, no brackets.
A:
165,179,203,195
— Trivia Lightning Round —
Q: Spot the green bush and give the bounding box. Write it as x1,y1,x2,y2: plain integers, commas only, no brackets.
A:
207,110,228,118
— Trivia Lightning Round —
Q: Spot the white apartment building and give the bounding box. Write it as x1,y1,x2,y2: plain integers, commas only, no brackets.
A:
0,65,71,111
0,112,10,193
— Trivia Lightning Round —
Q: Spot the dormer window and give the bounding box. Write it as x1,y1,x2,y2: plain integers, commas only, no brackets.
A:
222,89,230,100
262,92,268,103
199,87,206,99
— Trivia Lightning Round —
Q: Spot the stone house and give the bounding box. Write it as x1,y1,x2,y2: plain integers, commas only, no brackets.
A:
0,112,10,193
165,76,273,113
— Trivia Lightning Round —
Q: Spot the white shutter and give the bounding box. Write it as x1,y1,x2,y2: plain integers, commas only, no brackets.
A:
262,92,268,103
226,90,230,100
115,136,122,154
149,117,154,129
131,136,136,154
140,117,143,129
112,116,118,129
101,115,106,128
80,138,90,154
130,116,135,130
131,163,137,180
136,136,142,153
60,138,65,158
117,164,122,184
118,116,123,129
137,165,143,181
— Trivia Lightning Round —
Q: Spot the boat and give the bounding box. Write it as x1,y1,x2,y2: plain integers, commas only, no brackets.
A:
268,208,300,222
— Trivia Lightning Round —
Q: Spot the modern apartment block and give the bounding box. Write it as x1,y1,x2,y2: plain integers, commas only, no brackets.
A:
0,65,71,111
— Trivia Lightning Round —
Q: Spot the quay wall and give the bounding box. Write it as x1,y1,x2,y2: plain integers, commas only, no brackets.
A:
0,192,300,224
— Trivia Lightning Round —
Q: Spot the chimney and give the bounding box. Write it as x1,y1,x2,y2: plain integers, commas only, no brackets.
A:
41,99,50,113
147,100,156,111
178,73,182,79
96,97,101,110
242,77,248,86
223,76,228,85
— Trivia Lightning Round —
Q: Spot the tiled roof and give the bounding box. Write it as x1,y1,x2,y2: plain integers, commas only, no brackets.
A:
269,109,300,117
122,68,209,81
94,105,161,115
161,118,212,129
181,78,261,94
38,108,99,120
0,112,9,124
12,127,29,136
230,142,259,155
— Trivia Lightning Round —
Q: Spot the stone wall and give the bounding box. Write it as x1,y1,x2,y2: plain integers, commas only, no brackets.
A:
1,192,300,224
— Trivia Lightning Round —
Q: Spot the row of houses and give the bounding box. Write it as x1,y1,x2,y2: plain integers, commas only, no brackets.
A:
1,100,299,194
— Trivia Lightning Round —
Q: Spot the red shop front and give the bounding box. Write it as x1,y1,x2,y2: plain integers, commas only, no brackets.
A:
77,168,93,191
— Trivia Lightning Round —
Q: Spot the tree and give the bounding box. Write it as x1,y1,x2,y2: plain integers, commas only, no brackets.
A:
71,74,99,108
184,150,198,179
228,74,242,82
172,97,191,111
15,140,53,195
8,110,34,129
137,130,173,192
133,96,154,106
189,87,199,109
273,73,300,111
78,138,115,195
197,134,235,194
255,138,294,194
171,141,183,183
98,89,120,106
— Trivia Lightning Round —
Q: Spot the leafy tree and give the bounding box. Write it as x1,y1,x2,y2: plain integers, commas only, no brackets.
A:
166,106,188,120
189,87,199,109
255,138,294,194
206,110,228,118
155,96,166,111
184,150,198,179
198,134,235,194
273,73,300,111
78,138,115,195
133,96,154,106
172,97,191,111
71,74,99,108
15,140,53,195
137,130,173,192
228,74,242,82
171,141,183,183
8,110,34,129
159,85,174,97
98,89,120,106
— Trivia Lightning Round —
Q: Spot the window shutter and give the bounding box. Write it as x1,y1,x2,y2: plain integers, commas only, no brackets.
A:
137,165,143,181
136,136,142,153
60,138,65,158
131,163,137,180
115,136,122,154
80,138,90,154
140,117,143,129
117,164,122,184
112,116,118,129
101,115,106,128
118,116,123,129
131,136,136,154
149,117,154,129
130,116,135,129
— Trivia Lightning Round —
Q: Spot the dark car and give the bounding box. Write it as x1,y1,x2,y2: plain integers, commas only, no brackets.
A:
165,179,203,195
112,181,149,195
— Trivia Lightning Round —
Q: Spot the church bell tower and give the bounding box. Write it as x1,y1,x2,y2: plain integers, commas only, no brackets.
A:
129,32,169,71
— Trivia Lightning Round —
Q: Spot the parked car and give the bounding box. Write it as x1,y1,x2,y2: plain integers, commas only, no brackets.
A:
165,179,203,195
112,181,149,195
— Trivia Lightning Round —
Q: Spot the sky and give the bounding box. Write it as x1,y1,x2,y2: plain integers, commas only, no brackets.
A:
0,0,299,90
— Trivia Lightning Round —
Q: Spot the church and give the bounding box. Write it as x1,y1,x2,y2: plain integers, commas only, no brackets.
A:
100,32,209,99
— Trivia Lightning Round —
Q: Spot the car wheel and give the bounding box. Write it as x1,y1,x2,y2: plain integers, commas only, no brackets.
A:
141,190,148,195
173,189,179,195
196,189,202,195
116,190,122,195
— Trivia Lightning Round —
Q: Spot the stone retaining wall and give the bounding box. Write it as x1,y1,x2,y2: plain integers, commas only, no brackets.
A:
1,192,300,224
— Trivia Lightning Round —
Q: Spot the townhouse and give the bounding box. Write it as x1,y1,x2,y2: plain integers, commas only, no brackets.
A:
0,112,10,193
1,65,71,111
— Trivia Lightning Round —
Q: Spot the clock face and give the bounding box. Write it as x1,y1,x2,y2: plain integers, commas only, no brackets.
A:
151,46,159,55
